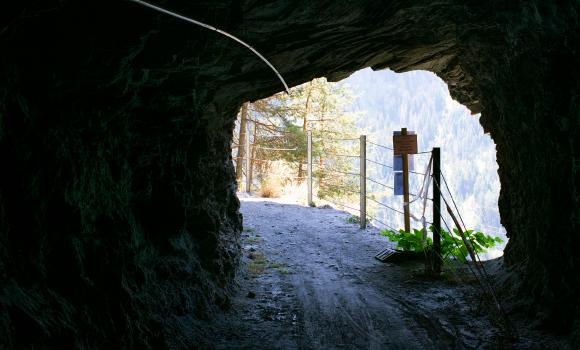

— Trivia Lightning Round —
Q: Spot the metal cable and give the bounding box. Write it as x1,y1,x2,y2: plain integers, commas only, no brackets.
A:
367,158,393,169
236,157,306,165
129,0,290,94
438,205,484,286
320,198,361,213
367,197,406,216
367,140,393,150
366,215,397,232
318,130,357,137
367,177,394,190
259,134,287,138
319,183,360,195
321,168,360,177
254,145,297,151
366,178,432,200
433,181,500,313
322,151,360,159
263,174,308,180
325,137,360,142
438,176,511,329
409,169,427,176
440,172,468,231
247,158,275,163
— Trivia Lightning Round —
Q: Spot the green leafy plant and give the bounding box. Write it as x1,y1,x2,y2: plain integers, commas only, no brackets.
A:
346,215,360,224
380,226,503,262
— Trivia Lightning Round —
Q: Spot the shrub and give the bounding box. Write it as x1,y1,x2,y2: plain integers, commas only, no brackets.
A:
346,215,360,224
259,178,282,198
380,226,503,262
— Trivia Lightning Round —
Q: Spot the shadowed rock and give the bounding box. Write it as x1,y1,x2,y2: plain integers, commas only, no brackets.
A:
0,0,578,348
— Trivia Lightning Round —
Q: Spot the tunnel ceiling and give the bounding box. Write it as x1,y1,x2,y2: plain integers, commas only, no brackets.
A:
1,0,579,348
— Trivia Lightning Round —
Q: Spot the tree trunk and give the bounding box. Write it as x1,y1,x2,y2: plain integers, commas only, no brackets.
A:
298,82,314,178
235,102,249,181
249,121,257,189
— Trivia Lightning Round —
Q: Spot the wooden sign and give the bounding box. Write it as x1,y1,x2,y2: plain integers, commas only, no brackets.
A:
393,133,418,155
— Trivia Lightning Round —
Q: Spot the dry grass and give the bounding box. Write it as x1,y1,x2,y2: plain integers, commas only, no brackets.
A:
260,178,282,198
247,251,268,275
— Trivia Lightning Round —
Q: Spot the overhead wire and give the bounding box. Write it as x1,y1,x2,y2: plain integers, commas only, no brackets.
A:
129,0,290,93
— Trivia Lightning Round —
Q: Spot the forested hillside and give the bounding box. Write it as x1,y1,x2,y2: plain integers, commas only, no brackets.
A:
342,68,506,257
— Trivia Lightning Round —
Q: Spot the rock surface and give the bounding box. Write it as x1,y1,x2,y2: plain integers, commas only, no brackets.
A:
0,0,578,348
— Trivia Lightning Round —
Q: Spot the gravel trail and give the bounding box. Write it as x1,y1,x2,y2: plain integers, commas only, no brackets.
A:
203,197,564,350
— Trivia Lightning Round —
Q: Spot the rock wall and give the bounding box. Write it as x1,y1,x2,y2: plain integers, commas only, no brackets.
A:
0,0,578,347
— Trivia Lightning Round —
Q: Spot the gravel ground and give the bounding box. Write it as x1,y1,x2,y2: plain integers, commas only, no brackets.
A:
201,197,569,350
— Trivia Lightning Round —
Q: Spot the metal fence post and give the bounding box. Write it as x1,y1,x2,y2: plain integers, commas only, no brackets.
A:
432,147,441,274
360,134,367,229
401,128,411,233
307,131,313,206
245,121,251,193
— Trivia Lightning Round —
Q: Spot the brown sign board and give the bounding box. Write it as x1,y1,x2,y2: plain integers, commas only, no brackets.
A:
393,134,418,155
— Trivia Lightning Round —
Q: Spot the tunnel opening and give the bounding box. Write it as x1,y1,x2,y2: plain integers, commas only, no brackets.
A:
223,68,518,347
0,1,578,348
232,68,507,259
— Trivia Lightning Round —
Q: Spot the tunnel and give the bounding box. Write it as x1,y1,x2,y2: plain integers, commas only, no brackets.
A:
0,0,578,348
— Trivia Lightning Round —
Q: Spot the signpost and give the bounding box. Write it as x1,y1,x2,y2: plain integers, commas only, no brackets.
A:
360,135,367,229
393,128,418,233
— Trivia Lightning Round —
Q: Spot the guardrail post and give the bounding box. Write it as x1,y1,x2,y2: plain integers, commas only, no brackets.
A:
360,134,367,229
432,147,442,274
245,121,251,193
307,131,313,206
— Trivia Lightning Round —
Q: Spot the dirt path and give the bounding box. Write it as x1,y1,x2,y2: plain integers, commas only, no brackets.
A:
203,197,566,350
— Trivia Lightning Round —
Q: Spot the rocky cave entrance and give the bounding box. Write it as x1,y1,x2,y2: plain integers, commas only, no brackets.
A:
1,1,578,348
233,68,506,258
224,69,517,347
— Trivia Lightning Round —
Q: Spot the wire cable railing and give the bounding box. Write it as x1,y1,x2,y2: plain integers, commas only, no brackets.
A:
367,140,393,150
235,131,435,232
232,129,514,341
318,196,361,214
324,137,360,142
367,177,394,190
253,145,298,151
321,151,360,159
366,214,397,232
315,166,360,178
367,197,406,216
367,158,393,169
319,183,360,195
